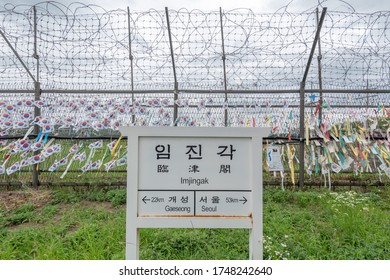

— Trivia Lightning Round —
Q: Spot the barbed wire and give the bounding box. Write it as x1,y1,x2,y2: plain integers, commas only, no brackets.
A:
1,2,390,185
0,1,389,137
0,1,389,90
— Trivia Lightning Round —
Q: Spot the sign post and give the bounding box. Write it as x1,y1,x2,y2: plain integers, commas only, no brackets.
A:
119,127,269,260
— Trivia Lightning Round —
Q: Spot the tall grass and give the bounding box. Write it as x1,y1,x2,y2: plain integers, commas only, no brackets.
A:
0,186,389,259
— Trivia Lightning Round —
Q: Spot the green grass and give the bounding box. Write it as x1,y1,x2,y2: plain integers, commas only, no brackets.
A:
0,186,389,260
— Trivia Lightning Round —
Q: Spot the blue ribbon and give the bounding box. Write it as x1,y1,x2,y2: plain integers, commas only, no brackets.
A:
43,132,49,144
35,130,42,142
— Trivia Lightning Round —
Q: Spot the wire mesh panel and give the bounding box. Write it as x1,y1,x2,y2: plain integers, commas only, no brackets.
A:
0,5,35,89
223,10,318,89
168,9,224,90
36,4,131,89
1,2,390,90
320,11,390,89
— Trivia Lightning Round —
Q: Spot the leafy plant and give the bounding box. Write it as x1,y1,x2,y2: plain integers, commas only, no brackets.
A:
6,203,35,226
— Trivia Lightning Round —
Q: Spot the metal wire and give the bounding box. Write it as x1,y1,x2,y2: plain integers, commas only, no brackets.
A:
1,2,390,187
0,2,389,90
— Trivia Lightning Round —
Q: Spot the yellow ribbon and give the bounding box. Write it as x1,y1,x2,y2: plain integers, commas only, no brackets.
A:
111,134,123,157
346,118,351,136
287,144,295,185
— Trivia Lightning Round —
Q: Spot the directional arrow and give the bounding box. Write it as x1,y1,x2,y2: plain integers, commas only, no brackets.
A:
239,197,247,204
142,196,150,204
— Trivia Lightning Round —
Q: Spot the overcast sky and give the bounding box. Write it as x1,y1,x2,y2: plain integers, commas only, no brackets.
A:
1,0,390,13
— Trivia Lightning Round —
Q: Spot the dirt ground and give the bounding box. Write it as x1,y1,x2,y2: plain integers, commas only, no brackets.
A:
0,190,52,211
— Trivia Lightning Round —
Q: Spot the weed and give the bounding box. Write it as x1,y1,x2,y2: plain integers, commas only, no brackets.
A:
51,190,82,204
5,203,35,226
33,205,59,224
84,189,107,202
106,189,126,207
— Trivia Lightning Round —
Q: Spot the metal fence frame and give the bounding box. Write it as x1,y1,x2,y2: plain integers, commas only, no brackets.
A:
1,4,390,188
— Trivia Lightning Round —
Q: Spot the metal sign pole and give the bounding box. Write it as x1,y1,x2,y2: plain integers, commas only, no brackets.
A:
125,130,140,260
249,136,263,259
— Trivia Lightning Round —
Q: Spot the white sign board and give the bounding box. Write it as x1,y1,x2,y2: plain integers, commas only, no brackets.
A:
119,127,269,260
139,137,250,190
138,190,251,217
267,145,284,172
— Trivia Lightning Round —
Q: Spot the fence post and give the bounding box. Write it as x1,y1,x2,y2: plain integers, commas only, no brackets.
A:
33,81,41,187
316,8,324,127
165,7,179,125
127,7,135,124
220,7,229,127
33,6,40,82
299,81,305,189
32,6,41,188
299,7,327,188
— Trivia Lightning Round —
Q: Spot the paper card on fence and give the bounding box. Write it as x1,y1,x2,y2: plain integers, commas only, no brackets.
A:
327,142,335,153
329,132,339,142
370,120,378,131
307,164,313,175
330,163,342,173
341,156,354,170
370,145,378,155
379,163,390,178
379,163,388,171
314,126,325,139
267,145,284,172
342,135,352,143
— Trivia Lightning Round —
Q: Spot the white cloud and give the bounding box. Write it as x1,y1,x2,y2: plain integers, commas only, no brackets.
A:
1,0,390,12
